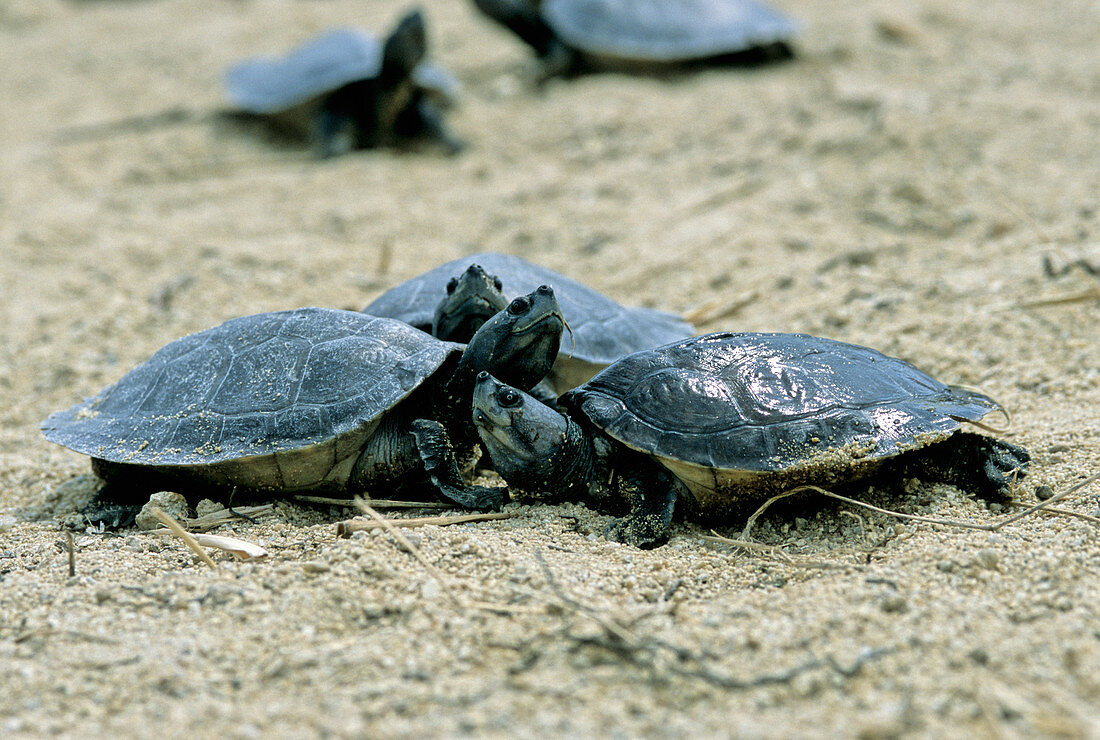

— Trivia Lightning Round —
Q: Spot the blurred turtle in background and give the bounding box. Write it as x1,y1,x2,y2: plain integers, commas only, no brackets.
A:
225,10,463,157
471,0,798,79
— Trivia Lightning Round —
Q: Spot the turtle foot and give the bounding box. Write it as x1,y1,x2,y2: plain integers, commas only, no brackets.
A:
79,500,141,530
976,438,1030,497
906,432,1030,501
410,418,504,510
605,514,670,549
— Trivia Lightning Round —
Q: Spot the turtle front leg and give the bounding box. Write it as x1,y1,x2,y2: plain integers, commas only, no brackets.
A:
313,106,358,158
901,432,1030,500
396,98,464,155
409,419,505,511
604,464,679,549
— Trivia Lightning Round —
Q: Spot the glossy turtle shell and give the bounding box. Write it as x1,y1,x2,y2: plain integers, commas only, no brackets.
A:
563,332,999,508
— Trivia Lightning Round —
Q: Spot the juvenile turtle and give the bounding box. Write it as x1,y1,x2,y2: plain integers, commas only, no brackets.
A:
363,253,695,392
225,11,463,157
42,289,563,522
472,332,1030,547
471,0,798,78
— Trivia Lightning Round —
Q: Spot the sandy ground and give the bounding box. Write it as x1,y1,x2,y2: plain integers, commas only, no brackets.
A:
2,0,1099,736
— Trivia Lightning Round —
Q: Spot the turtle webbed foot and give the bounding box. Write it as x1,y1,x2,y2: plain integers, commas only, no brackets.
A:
907,432,1030,501
79,500,141,530
460,485,506,512
977,438,1030,497
410,418,504,510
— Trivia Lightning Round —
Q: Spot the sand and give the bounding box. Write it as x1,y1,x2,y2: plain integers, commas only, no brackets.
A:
2,0,1099,736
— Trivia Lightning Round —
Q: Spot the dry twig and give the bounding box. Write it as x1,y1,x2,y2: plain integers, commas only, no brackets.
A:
184,504,274,531
1012,287,1100,308
528,549,888,689
65,531,76,578
683,289,759,326
151,507,217,569
296,495,450,510
739,472,1100,540
336,511,512,537
151,531,268,560
352,497,453,600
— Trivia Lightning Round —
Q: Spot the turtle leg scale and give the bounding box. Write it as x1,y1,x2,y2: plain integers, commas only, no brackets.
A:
604,466,677,549
410,419,505,511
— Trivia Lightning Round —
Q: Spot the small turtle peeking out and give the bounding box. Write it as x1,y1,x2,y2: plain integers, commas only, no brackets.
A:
472,333,1031,548
224,10,463,157
432,264,509,343
363,252,695,393
471,0,799,80
41,287,564,526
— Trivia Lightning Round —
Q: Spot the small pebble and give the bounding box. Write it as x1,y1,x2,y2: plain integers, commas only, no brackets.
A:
135,491,189,530
975,549,1000,571
1034,485,1055,501
420,579,442,600
195,499,225,518
880,594,908,614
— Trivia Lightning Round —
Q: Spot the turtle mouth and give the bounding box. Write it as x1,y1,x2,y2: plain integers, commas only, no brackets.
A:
472,403,539,461
514,310,564,336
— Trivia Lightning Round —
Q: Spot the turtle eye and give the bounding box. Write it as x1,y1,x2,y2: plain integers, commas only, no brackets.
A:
499,388,521,407
446,278,458,294
492,277,503,292
507,296,530,315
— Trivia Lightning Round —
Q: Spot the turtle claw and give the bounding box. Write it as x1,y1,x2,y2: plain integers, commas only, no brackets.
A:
464,485,506,512
604,514,670,549
979,438,1030,496
79,501,140,530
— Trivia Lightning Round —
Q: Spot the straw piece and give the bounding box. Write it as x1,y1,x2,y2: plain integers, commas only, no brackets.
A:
336,511,512,538
150,507,217,569
152,531,268,560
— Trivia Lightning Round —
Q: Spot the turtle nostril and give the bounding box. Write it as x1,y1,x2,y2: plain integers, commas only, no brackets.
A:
477,371,489,381
537,284,553,295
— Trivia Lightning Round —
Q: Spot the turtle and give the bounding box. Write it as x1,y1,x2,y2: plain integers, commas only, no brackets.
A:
41,289,563,524
224,10,463,157
363,252,696,393
470,0,799,78
471,332,1031,548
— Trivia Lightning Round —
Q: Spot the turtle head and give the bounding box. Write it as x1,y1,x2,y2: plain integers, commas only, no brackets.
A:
381,10,427,83
462,285,563,391
473,372,576,500
431,264,508,342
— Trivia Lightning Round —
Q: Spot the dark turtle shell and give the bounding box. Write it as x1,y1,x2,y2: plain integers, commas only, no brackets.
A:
225,28,458,113
563,332,1000,474
544,0,798,63
41,308,459,490
363,252,694,388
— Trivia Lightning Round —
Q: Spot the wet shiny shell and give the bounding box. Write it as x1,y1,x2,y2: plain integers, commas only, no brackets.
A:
563,332,999,498
363,252,695,386
544,0,799,62
41,308,459,489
